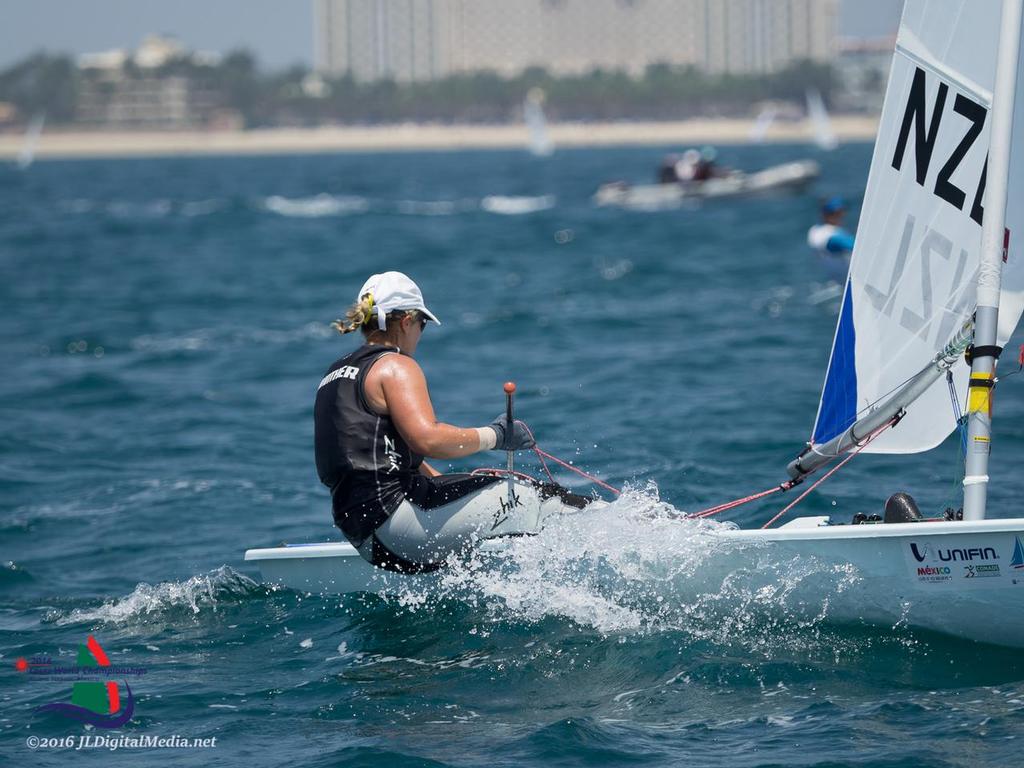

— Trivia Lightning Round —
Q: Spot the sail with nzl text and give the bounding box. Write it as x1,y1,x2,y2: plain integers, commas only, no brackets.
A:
812,0,1024,454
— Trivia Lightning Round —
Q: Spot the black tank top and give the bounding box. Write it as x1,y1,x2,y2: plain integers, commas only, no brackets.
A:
314,344,424,546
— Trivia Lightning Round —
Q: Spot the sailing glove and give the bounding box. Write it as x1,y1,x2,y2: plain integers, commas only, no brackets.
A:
488,416,536,451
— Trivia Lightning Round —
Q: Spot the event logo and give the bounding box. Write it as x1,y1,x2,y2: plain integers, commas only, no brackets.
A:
17,635,138,728
1012,537,1024,570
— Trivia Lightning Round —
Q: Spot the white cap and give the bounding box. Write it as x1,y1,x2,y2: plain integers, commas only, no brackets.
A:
357,271,441,331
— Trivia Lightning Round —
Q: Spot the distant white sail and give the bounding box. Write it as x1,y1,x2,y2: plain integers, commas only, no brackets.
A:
15,114,44,170
812,0,1024,454
806,89,838,150
749,105,777,143
524,88,554,157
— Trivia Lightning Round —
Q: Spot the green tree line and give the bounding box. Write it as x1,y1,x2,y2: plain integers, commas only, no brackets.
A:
0,50,833,127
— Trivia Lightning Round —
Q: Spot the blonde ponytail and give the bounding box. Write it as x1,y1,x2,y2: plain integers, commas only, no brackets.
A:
332,293,375,335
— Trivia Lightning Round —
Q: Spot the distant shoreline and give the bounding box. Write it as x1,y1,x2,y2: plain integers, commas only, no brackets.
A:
0,116,879,160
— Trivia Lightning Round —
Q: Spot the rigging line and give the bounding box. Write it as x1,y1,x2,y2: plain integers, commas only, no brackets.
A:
534,447,556,485
517,422,621,495
687,482,794,519
533,447,621,495
946,370,968,456
941,370,968,513
762,416,898,530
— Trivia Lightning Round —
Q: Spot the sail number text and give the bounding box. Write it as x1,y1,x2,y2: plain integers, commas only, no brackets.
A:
892,66,987,226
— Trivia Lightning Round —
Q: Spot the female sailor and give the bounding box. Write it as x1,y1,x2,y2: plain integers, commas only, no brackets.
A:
314,271,577,573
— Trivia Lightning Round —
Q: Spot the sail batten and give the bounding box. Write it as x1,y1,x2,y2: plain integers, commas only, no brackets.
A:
809,0,1024,457
894,42,993,106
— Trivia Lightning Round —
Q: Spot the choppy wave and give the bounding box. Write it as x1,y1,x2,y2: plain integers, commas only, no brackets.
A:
395,198,476,216
180,198,227,217
262,194,370,218
106,200,173,219
49,566,268,626
0,560,33,586
129,321,333,355
259,194,553,218
56,198,227,218
480,194,556,215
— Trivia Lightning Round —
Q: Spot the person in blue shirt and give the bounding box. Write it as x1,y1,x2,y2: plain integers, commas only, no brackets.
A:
807,196,855,283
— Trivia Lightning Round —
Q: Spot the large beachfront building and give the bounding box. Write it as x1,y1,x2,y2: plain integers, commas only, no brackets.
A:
314,0,840,82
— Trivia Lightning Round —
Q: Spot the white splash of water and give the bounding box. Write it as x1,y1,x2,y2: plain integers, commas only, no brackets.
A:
480,195,555,215
52,566,263,626
262,194,369,218
395,485,863,645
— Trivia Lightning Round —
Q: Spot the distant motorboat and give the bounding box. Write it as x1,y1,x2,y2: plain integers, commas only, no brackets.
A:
593,160,820,210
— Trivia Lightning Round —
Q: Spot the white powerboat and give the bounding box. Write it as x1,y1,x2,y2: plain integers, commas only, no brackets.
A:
593,160,820,210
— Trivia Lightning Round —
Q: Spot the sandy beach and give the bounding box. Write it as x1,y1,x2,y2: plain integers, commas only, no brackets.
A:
0,116,879,160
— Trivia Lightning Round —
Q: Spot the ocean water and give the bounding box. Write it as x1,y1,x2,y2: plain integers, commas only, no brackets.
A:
3,144,1024,767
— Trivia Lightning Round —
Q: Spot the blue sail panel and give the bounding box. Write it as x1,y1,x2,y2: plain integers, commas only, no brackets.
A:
812,281,858,445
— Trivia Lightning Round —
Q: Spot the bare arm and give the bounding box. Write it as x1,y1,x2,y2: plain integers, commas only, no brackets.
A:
367,353,488,459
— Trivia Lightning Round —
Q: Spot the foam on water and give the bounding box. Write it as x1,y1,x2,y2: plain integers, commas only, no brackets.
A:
50,566,267,626
480,195,556,214
391,485,865,649
262,194,370,218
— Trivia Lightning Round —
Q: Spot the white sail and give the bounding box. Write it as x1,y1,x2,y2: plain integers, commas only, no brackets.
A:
806,89,838,150
15,114,44,170
524,88,553,157
812,0,1024,454
749,105,777,143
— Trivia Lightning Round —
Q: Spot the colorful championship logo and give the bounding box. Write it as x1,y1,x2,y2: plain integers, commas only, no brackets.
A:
30,635,135,728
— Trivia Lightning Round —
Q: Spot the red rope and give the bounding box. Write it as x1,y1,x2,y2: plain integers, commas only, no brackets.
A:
506,422,622,496
534,447,556,484
687,483,791,519
533,447,621,495
760,417,897,529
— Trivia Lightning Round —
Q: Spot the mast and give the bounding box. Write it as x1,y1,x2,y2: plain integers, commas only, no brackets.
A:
963,0,1024,521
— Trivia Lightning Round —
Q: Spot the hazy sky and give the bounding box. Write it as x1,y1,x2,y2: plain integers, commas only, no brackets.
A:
1,0,903,70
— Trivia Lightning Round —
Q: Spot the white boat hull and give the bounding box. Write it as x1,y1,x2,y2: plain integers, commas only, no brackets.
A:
594,160,820,209
247,478,588,595
246,537,514,595
246,515,1024,647
717,517,1024,647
